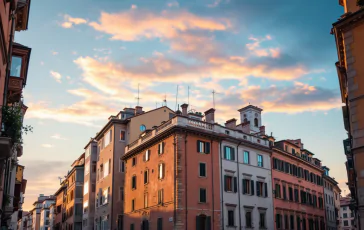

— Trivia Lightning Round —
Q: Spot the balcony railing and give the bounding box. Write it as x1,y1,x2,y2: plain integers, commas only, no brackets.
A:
126,115,269,152
7,77,24,103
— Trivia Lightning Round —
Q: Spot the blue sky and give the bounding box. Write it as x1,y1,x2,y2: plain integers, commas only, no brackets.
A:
16,0,348,210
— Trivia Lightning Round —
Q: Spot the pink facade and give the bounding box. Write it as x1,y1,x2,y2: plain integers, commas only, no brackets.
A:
272,140,326,230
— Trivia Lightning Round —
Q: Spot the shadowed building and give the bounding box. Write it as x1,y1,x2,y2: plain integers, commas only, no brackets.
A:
332,0,364,228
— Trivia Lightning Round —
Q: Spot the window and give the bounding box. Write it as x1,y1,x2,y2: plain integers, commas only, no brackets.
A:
343,207,347,211
259,212,266,228
224,146,235,160
199,163,206,177
144,170,149,184
254,118,258,127
245,211,252,228
243,151,250,164
130,224,134,230
199,188,207,203
158,163,165,179
144,193,148,208
290,215,294,230
292,148,296,155
84,181,89,195
140,125,146,131
197,140,210,154
132,157,137,166
85,161,90,175
257,154,263,167
104,130,112,147
289,187,293,201
132,175,136,190
119,187,124,201
103,188,109,204
119,159,124,173
92,163,97,173
283,186,287,200
10,56,22,77
157,218,163,230
225,175,237,192
256,181,265,197
343,220,348,226
158,142,165,155
243,179,254,195
276,214,282,229
227,210,234,226
144,150,151,162
120,130,126,141
284,215,289,229
158,189,164,204
131,199,135,212
275,184,281,198
343,213,348,218
104,160,109,178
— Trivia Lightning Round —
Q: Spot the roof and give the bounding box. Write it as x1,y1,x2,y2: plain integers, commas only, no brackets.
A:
83,137,97,149
54,185,66,196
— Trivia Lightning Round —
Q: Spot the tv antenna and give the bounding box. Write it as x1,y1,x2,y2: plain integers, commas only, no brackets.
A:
175,85,179,111
163,93,167,106
58,177,63,184
212,90,221,109
135,84,141,106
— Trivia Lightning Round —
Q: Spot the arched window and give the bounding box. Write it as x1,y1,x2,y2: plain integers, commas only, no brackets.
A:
254,118,258,127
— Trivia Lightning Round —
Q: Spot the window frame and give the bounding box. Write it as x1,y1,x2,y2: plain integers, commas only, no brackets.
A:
243,151,250,164
120,130,126,141
199,188,207,203
257,154,263,167
199,162,207,177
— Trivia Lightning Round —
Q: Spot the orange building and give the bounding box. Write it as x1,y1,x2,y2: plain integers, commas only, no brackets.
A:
272,139,326,230
332,0,364,228
122,108,223,230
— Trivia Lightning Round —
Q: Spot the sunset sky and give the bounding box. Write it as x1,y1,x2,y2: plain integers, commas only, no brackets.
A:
16,0,348,210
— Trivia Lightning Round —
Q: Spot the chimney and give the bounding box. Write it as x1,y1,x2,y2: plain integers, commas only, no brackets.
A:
225,118,237,129
204,108,215,123
259,126,265,135
181,104,188,116
135,106,143,115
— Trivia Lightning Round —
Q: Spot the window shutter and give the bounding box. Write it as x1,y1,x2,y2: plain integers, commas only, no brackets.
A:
234,177,237,193
265,183,268,197
273,158,277,169
223,147,227,159
256,181,260,196
161,142,164,153
197,141,200,153
206,216,211,230
231,148,235,161
205,142,210,154
243,179,247,194
196,216,200,230
251,180,254,195
158,143,161,154
224,175,228,192
157,218,162,230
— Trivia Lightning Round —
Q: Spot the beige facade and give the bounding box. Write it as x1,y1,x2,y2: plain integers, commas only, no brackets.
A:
93,106,174,230
333,0,364,228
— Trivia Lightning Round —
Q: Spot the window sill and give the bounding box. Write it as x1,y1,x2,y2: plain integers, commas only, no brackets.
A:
198,176,207,178
198,202,208,204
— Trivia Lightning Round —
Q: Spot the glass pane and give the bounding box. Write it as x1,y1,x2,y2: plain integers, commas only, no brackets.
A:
11,56,22,77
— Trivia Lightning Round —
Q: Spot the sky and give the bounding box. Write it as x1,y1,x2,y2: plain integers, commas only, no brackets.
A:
15,0,349,210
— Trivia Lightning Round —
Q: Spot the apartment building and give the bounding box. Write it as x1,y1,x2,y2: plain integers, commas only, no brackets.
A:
49,203,55,230
332,0,364,228
322,166,340,230
39,198,56,230
220,105,274,229
82,139,97,230
63,154,85,230
52,185,66,230
0,0,32,226
272,139,326,230
26,210,33,230
26,195,54,230
94,106,174,230
334,185,342,230
17,211,29,230
340,197,356,229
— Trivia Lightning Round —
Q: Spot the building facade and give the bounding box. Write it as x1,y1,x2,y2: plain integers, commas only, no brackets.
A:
82,139,97,230
94,106,174,230
52,186,66,230
323,166,340,230
334,185,342,230
272,139,326,230
39,198,55,230
340,197,356,229
332,0,364,228
220,106,274,229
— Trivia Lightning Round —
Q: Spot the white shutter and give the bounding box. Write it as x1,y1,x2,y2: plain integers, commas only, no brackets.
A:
104,161,109,178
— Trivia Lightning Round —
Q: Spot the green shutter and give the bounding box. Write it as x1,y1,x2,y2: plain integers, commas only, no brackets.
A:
205,142,210,154
264,183,268,197
242,179,247,194
251,180,254,195
256,181,260,196
231,148,235,161
197,141,200,153
196,216,200,230
234,177,237,193
206,216,211,230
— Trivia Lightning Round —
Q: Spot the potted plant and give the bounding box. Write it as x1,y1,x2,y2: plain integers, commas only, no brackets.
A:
1,104,32,148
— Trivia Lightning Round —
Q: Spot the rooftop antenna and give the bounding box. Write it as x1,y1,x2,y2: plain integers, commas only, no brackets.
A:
212,90,221,109
175,85,179,111
163,93,167,106
135,84,141,106
58,177,63,184
188,86,190,105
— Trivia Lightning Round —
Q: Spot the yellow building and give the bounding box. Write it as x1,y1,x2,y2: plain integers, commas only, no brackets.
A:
332,0,364,228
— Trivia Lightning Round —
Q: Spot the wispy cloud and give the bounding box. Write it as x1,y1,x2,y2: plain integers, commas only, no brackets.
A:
51,51,58,55
167,1,179,7
50,71,62,83
51,134,68,140
131,4,138,9
41,144,53,148
60,14,87,28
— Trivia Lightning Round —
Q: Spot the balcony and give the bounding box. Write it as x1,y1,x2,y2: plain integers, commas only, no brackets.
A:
15,0,31,31
0,137,12,159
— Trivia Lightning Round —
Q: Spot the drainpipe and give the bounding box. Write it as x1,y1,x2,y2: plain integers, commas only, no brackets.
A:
210,139,214,230
236,141,242,230
173,133,177,229
184,132,187,230
3,11,16,107
219,139,224,229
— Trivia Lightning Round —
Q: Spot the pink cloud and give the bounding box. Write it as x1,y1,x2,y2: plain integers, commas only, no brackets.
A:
61,14,87,28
